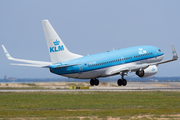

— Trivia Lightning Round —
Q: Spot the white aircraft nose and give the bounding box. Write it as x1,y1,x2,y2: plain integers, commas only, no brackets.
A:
161,55,165,61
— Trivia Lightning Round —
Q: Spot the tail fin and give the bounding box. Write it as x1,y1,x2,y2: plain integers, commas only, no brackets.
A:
42,20,83,64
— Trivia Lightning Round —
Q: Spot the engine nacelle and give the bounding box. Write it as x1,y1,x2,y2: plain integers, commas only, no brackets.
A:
136,65,158,78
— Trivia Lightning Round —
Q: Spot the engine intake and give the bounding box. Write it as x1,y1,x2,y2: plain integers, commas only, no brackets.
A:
136,70,144,77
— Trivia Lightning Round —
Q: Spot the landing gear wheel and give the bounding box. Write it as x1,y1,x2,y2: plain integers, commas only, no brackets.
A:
90,78,99,86
90,79,95,86
117,79,122,86
123,79,127,86
117,72,128,86
94,79,99,86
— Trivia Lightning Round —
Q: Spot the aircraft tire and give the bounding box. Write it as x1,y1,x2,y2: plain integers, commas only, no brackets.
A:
90,79,95,86
94,79,99,86
123,79,127,86
117,79,122,86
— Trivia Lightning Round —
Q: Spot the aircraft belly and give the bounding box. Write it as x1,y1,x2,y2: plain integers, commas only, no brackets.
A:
61,68,107,79
62,73,79,78
61,55,164,79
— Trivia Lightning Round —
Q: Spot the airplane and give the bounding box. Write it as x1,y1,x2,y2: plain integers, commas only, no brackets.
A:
2,20,178,86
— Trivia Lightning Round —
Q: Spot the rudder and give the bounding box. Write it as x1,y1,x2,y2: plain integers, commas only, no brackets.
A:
42,20,83,64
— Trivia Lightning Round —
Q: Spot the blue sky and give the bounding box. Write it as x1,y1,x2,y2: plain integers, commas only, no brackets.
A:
0,1,180,78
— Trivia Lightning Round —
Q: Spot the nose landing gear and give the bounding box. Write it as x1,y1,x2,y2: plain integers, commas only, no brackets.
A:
90,78,99,86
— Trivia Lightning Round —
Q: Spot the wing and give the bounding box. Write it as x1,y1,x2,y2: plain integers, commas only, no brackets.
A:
10,64,50,68
111,64,149,75
2,45,52,68
111,44,178,75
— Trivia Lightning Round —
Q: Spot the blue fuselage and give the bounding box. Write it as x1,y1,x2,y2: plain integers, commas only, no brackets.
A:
50,45,164,76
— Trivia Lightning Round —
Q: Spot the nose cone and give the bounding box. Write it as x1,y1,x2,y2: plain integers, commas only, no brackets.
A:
162,54,165,58
157,48,164,56
160,54,165,61
156,47,164,61
160,51,164,56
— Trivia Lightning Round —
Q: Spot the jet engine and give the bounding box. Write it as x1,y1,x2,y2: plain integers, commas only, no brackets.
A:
136,65,158,78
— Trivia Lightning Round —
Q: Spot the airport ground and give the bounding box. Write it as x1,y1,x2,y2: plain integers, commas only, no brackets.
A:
0,82,180,91
0,82,180,120
0,91,180,120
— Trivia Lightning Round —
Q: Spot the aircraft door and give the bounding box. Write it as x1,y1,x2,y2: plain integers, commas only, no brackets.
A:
79,64,83,74
121,57,125,64
153,47,157,56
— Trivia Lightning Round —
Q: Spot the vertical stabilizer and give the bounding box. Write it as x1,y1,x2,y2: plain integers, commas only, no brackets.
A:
42,20,83,64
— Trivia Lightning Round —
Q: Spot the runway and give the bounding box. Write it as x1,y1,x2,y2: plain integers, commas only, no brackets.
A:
0,82,180,92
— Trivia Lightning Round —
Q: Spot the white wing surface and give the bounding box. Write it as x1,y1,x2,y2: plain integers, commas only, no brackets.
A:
2,45,52,67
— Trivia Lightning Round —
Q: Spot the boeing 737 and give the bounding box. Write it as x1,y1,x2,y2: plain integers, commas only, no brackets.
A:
2,20,178,86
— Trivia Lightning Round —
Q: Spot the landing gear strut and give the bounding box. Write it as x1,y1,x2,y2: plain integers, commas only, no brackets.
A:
117,72,127,86
90,78,99,86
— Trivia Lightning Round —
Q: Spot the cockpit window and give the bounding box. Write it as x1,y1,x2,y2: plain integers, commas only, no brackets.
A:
158,49,161,52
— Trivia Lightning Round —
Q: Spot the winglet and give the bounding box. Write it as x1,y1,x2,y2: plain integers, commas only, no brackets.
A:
171,43,178,60
2,45,13,60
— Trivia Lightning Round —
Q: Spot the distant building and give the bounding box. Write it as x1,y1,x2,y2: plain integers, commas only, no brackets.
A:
4,76,17,80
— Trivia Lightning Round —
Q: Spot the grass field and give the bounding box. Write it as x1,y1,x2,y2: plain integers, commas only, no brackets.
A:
0,91,180,120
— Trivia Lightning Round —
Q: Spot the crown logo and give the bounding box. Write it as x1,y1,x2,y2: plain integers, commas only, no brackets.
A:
152,68,155,71
53,39,60,46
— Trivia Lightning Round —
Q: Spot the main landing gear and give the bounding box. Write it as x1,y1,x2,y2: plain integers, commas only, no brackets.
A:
117,72,127,86
90,78,99,86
